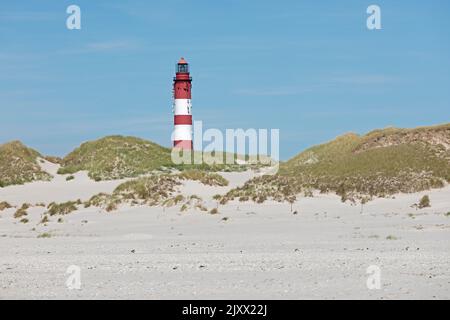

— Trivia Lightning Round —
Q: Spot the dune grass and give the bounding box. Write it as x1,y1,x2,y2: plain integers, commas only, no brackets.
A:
221,123,450,203
46,200,80,216
43,156,62,164
83,173,182,211
0,141,52,187
37,232,52,238
82,171,226,212
418,195,431,209
0,201,12,211
57,136,173,181
386,235,398,240
113,174,181,204
14,205,28,219
177,169,229,186
57,136,271,181
280,126,450,198
40,215,50,224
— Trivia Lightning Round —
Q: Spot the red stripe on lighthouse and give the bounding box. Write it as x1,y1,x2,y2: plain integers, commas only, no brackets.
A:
174,84,191,99
174,115,192,125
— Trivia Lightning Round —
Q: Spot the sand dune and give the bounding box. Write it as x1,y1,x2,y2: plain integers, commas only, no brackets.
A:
0,159,129,206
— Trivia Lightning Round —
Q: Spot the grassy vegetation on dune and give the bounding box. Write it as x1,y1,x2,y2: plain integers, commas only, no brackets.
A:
0,141,52,187
83,174,180,211
171,150,273,173
43,156,62,164
46,200,81,216
0,201,12,211
222,175,296,204
280,128,450,196
57,136,172,181
357,123,450,154
113,174,181,204
13,203,30,219
58,136,272,181
220,123,450,203
178,169,229,186
83,171,228,212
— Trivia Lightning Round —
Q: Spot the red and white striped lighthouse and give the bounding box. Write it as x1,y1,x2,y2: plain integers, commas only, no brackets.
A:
172,57,193,150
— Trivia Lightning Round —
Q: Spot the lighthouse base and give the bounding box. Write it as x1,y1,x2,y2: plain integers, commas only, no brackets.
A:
173,140,193,150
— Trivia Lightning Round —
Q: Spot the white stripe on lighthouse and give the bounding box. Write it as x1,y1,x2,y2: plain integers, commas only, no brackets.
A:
173,99,192,115
173,124,192,141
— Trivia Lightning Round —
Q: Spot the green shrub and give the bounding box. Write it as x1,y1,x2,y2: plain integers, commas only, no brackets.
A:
46,201,78,216
37,232,51,238
105,202,118,212
84,193,110,208
14,206,28,219
173,195,184,204
195,204,208,212
177,170,229,186
0,201,12,211
40,215,49,224
418,195,431,209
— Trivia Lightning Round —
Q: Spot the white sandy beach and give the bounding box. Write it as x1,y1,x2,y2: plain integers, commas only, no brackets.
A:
0,161,449,299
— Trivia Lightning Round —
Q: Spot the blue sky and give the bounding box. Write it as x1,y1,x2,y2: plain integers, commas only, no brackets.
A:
1,0,449,160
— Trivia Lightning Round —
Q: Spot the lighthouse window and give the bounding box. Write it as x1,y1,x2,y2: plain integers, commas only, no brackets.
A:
177,64,188,73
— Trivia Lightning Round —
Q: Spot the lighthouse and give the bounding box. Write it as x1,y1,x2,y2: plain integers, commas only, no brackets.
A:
172,57,193,150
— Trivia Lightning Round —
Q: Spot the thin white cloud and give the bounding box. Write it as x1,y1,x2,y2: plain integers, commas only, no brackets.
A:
56,40,140,55
234,85,318,97
234,74,402,96
329,75,400,85
85,40,136,52
0,11,57,21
